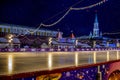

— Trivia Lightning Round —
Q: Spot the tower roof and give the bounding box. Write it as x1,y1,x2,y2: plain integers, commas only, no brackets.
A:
57,31,62,39
95,14,98,23
93,13,99,38
70,33,75,38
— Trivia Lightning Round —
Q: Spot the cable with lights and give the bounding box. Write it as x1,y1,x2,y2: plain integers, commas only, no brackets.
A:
26,0,108,34
41,0,108,27
14,0,108,37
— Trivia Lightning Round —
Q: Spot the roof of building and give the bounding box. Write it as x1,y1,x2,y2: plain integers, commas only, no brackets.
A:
13,38,20,43
0,37,20,43
77,36,90,39
0,37,8,43
0,23,60,33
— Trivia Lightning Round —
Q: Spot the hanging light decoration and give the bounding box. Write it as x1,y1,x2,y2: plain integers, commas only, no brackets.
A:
14,0,108,37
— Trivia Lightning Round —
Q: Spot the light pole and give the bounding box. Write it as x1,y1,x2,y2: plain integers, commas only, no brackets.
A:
116,39,119,48
75,39,78,48
49,37,52,48
8,34,13,49
106,41,109,48
93,40,96,48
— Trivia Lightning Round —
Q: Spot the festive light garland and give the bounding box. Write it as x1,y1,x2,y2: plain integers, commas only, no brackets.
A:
14,0,108,37
26,23,43,34
103,32,120,35
41,0,108,27
25,0,108,34
71,0,107,10
41,9,71,27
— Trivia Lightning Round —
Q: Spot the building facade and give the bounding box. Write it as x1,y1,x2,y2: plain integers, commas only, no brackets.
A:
0,23,62,48
0,24,60,37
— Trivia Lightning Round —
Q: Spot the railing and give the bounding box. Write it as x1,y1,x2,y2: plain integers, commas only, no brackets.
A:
0,47,120,52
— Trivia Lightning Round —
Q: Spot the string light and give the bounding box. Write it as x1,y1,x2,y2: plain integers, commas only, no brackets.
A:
41,9,71,27
42,0,85,23
26,23,43,33
11,0,108,37
71,0,107,10
41,0,108,27
22,1,108,33
103,32,120,35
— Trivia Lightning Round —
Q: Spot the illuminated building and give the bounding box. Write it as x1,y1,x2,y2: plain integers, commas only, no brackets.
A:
0,23,62,48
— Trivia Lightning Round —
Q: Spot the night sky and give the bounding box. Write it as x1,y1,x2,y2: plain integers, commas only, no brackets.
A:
0,0,120,37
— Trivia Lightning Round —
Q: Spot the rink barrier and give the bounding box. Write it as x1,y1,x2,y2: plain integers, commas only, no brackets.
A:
0,59,120,80
0,48,119,52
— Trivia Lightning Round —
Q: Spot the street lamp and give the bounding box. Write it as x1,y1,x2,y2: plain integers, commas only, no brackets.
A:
75,39,78,47
49,37,52,48
8,34,13,49
93,41,96,48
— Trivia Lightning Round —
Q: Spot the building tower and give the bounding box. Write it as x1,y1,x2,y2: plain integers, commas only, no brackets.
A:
89,31,92,38
93,14,99,38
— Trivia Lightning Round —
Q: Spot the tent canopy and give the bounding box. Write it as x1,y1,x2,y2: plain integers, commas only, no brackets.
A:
0,37,8,43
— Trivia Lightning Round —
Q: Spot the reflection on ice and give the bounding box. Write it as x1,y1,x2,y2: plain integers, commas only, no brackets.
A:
75,52,78,66
107,51,109,61
8,55,13,74
48,53,52,70
93,52,96,63
0,51,119,75
117,51,119,60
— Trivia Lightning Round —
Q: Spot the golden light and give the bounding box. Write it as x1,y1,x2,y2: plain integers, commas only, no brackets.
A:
8,34,13,39
108,70,120,80
107,51,110,61
8,36,12,39
117,51,119,60
79,75,84,79
10,38,13,41
8,40,12,43
49,37,52,46
48,53,52,70
93,51,96,63
75,52,78,66
8,34,14,48
8,55,13,74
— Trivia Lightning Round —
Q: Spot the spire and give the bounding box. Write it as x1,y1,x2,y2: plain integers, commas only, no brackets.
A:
57,32,62,39
71,33,75,38
57,29,62,39
89,32,92,38
95,14,98,23
94,13,99,29
70,31,75,38
93,13,99,38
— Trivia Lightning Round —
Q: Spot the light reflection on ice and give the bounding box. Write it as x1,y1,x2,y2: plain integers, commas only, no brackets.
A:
8,55,13,74
48,53,52,70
